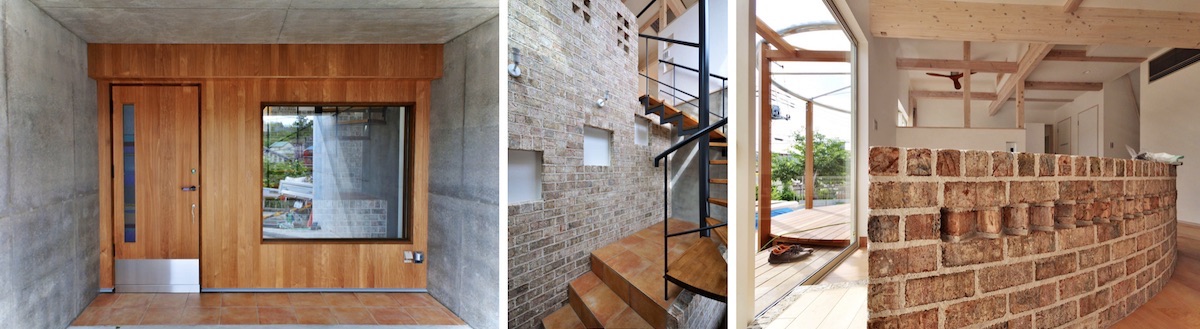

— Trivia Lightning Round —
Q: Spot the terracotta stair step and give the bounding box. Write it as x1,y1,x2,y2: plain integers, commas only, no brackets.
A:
588,219,701,329
543,306,586,329
568,272,654,329
665,239,728,302
710,159,728,165
640,95,726,140
708,197,728,207
709,178,727,184
706,217,728,246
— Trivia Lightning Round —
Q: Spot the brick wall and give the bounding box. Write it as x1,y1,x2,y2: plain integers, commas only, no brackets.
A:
867,147,1179,328
507,0,674,327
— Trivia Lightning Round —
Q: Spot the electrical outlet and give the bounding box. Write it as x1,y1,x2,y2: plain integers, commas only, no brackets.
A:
404,251,414,263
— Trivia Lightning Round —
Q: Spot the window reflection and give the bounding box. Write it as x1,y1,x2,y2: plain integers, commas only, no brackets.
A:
261,106,409,240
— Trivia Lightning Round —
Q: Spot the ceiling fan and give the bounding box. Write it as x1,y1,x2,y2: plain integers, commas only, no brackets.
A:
926,71,977,90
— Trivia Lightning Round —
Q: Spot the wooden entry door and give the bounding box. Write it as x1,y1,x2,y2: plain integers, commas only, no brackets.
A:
112,85,201,260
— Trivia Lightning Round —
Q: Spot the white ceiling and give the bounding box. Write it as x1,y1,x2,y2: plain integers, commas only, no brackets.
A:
29,0,499,44
899,39,1160,113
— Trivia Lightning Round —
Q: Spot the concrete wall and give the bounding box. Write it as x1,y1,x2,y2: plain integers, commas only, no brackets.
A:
1141,57,1200,225
428,16,500,329
507,0,675,327
0,0,99,326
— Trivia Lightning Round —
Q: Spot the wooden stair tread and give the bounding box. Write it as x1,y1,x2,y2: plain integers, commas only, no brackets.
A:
710,142,727,147
710,159,728,165
640,95,725,140
708,197,728,207
706,217,728,246
709,178,727,184
543,306,586,329
665,239,728,300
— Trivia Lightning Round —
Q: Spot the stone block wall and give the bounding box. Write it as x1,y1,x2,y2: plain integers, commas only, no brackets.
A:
507,0,675,327
867,147,1179,328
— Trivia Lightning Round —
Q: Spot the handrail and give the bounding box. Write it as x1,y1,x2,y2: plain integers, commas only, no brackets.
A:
638,34,700,48
639,73,701,101
637,0,658,18
654,117,727,167
659,60,727,81
666,222,727,238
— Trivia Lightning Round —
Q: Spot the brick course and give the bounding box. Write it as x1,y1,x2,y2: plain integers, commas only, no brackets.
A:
868,147,1178,328
507,0,675,327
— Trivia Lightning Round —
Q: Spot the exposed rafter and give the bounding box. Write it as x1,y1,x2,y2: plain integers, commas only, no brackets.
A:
764,49,849,62
989,43,1054,116
1063,0,1084,13
910,90,998,100
1024,81,1103,91
665,0,687,17
896,58,1018,73
871,0,1200,49
756,18,795,51
1043,50,1146,63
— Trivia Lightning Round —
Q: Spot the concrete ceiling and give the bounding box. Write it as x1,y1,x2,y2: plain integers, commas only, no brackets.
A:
898,39,1160,112
29,0,499,44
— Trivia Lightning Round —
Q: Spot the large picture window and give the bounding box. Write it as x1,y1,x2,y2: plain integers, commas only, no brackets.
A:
261,105,411,241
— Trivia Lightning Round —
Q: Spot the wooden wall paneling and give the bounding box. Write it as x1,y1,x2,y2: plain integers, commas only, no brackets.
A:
198,79,427,289
97,81,113,288
89,44,443,79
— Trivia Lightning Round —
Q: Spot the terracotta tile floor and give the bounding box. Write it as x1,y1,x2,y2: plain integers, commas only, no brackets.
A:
71,292,465,326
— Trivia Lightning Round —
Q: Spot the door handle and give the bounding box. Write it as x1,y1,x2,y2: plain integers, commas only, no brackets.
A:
182,185,197,192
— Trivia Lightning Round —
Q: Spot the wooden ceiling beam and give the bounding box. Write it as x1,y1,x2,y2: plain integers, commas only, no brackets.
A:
871,0,1200,49
1043,49,1146,63
666,0,687,17
1063,0,1084,13
639,16,658,33
1024,81,1103,91
764,49,850,62
756,17,795,51
988,43,1054,116
896,58,1018,73
910,90,997,100
1008,97,1074,103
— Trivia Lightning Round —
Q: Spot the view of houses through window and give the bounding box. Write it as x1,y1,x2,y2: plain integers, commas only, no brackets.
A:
261,105,410,240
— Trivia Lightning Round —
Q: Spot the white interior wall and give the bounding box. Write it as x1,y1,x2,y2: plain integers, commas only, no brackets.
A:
1141,59,1200,224
1025,123,1046,153
657,0,729,101
915,99,1017,128
1103,75,1139,158
1053,90,1103,155
896,127,1026,152
843,0,897,239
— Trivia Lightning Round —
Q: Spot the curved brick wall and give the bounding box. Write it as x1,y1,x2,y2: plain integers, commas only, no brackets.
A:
865,147,1178,329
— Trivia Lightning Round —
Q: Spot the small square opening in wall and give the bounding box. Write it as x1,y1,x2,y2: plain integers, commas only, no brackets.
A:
508,149,543,204
635,119,650,146
583,126,612,166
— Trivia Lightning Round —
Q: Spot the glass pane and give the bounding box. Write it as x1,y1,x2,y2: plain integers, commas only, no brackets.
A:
122,104,136,243
261,106,408,240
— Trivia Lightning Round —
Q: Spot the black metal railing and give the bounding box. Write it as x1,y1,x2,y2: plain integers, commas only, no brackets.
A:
637,0,724,302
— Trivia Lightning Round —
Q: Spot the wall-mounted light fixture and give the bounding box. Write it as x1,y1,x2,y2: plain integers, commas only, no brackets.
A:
508,47,522,77
595,91,610,108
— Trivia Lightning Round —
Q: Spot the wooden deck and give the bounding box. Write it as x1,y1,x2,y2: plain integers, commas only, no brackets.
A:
769,204,853,247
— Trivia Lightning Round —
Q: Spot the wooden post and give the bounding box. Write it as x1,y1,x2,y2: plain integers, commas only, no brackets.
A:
1016,81,1026,129
759,44,773,249
963,41,972,128
804,101,815,210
